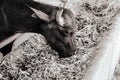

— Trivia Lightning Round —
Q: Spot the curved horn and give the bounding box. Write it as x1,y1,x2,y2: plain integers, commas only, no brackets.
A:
56,8,65,26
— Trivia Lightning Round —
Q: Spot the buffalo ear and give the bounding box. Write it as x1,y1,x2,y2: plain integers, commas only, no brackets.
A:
28,6,50,22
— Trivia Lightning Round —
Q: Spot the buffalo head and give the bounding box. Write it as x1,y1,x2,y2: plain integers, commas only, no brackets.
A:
30,7,76,58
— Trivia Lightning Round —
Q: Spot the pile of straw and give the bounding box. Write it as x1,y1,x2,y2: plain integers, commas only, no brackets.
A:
0,0,120,80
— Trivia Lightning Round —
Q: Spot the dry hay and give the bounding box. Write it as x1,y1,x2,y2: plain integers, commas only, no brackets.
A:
0,0,120,80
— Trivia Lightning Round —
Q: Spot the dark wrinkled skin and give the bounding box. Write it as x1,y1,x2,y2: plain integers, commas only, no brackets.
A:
0,0,76,58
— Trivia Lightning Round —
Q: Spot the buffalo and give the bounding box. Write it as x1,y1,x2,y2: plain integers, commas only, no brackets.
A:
0,0,76,58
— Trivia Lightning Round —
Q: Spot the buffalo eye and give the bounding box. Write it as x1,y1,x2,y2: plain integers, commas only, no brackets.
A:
63,29,74,37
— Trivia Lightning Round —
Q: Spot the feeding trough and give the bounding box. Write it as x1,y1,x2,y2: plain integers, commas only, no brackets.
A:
84,14,120,80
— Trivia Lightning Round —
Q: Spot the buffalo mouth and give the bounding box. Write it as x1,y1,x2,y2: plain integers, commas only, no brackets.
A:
51,41,76,58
